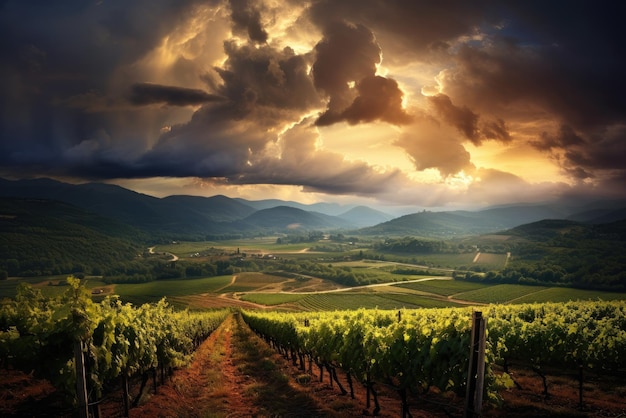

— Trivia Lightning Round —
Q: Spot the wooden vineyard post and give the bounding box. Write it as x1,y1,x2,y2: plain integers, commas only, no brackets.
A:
464,311,486,418
74,340,89,418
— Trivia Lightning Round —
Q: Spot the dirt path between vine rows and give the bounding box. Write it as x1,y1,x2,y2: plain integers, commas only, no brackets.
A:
3,312,626,417
121,314,626,418
125,313,418,418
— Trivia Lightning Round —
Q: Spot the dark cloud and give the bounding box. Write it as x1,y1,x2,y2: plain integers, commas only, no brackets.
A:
229,0,268,43
305,0,497,61
427,94,512,145
312,21,381,118
434,1,626,181
480,118,511,143
0,0,215,168
428,94,480,144
215,41,321,116
536,124,626,182
129,83,225,106
311,21,410,127
1,0,624,206
317,75,411,126
533,125,586,152
115,37,324,180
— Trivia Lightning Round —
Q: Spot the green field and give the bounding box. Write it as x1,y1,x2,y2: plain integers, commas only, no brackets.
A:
395,279,488,296
511,287,626,303
114,275,233,304
452,284,549,304
4,235,626,310
155,238,314,256
291,293,437,311
240,292,307,305
4,271,626,310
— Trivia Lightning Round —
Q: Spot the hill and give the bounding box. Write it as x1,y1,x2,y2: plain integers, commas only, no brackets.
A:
236,206,354,231
162,195,256,222
501,219,586,240
0,178,364,238
360,210,497,237
2,177,624,240
234,198,351,216
0,198,141,277
358,201,626,238
338,205,392,227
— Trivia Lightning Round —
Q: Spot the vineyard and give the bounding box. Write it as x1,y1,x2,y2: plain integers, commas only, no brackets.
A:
242,301,626,416
2,278,626,416
0,277,228,417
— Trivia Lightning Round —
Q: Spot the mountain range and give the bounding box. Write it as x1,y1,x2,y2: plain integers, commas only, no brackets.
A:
1,177,625,240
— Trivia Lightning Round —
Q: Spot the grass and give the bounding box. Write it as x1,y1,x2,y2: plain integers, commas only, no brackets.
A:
453,284,548,304
5,265,626,311
240,293,307,305
291,292,459,311
115,275,233,304
472,252,509,269
395,279,488,296
511,287,626,303
156,238,313,256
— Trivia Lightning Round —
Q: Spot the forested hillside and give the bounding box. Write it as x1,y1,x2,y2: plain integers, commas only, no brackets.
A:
0,198,141,277
457,219,626,291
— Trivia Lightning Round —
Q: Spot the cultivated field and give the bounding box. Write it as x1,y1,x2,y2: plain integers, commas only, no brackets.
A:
3,239,626,311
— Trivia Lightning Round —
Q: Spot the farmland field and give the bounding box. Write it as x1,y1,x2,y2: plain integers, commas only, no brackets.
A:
113,275,233,305
396,278,488,296
452,283,549,304
511,286,626,303
4,237,626,311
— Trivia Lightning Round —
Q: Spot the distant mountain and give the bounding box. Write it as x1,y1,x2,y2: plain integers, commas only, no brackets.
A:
234,198,351,216
0,178,176,233
359,204,592,237
462,204,569,227
2,177,625,240
0,178,359,238
338,205,393,228
0,178,266,238
162,195,256,222
568,207,626,224
237,206,354,231
360,211,493,237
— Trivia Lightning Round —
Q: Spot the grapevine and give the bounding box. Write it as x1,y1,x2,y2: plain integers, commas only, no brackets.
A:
0,277,228,414
243,300,626,415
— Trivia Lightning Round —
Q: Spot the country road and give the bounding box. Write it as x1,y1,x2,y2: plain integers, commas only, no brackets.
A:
147,246,178,262
279,276,452,294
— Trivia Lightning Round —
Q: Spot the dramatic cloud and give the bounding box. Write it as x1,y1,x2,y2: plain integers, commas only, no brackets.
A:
229,0,269,43
231,118,407,196
129,83,225,106
312,21,410,126
395,120,474,177
0,0,624,208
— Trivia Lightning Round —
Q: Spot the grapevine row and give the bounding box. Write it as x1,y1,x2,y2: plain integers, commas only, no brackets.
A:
242,300,626,414
242,307,499,415
0,277,229,415
486,301,626,379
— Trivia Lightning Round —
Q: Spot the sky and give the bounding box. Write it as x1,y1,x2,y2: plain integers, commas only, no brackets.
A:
1,0,625,213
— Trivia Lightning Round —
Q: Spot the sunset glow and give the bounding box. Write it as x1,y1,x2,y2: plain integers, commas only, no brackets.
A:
1,1,624,210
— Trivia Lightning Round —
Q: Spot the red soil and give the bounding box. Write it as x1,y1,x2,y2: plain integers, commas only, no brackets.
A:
2,315,625,417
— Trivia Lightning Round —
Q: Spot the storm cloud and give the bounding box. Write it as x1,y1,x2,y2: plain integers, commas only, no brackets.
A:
129,83,225,106
0,0,624,207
